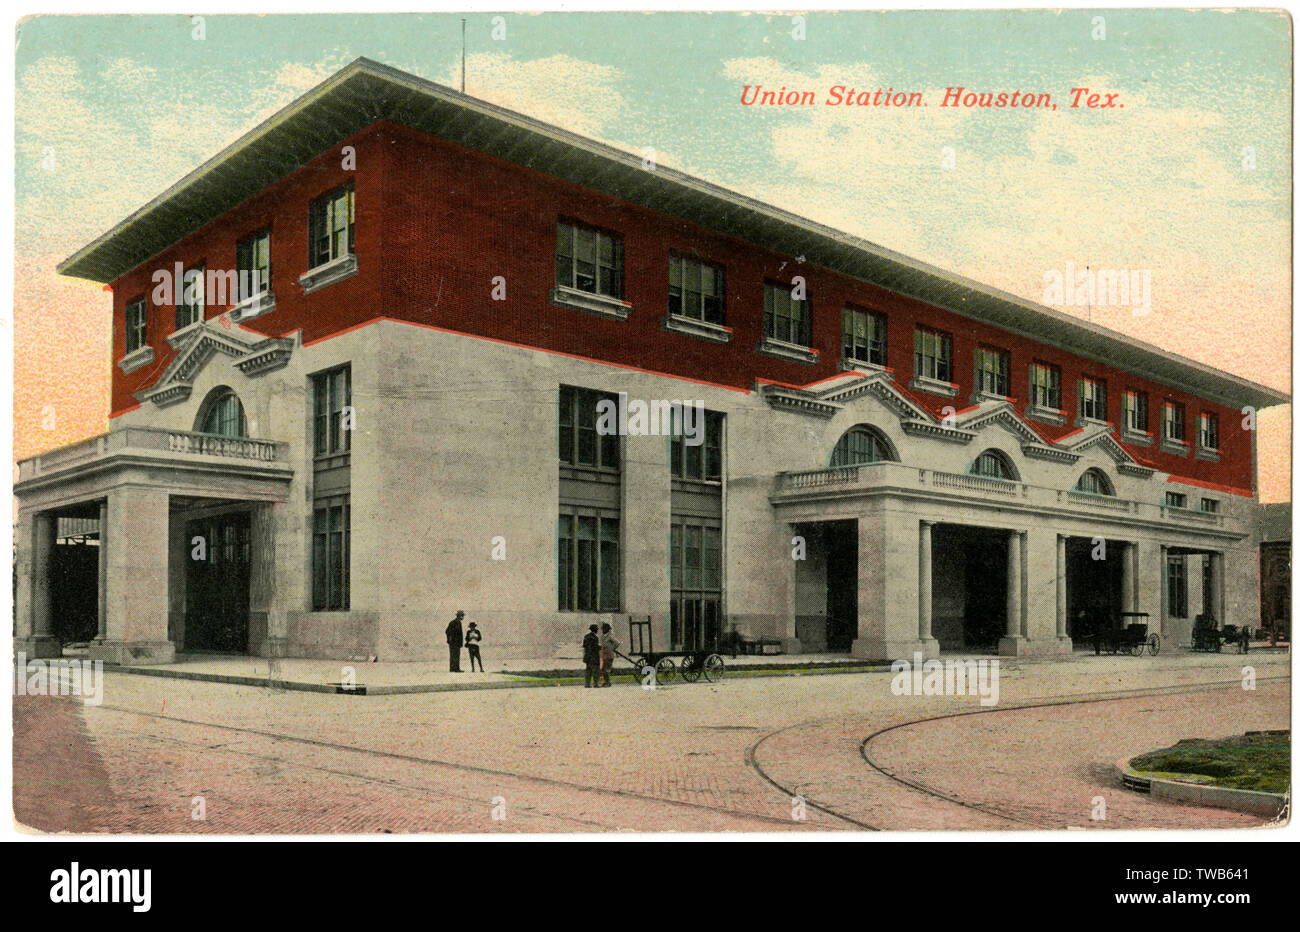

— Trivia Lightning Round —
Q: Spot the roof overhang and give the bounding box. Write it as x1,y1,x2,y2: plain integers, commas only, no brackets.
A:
59,57,1290,412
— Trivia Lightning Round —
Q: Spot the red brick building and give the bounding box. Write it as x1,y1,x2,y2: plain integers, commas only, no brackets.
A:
14,58,1289,665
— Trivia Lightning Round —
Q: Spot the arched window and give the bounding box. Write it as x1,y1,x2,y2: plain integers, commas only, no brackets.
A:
197,388,247,438
967,449,1017,481
829,426,896,468
1074,467,1115,496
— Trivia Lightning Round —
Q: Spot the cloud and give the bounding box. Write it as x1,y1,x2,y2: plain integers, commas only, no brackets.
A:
440,51,626,138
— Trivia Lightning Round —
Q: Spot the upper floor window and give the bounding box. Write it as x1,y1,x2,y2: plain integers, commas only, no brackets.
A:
1199,497,1219,514
1029,362,1060,411
913,328,952,382
313,365,352,457
177,264,204,330
1073,468,1115,496
829,426,896,468
669,256,723,324
842,307,886,366
1123,389,1149,433
309,184,354,269
200,389,248,439
236,230,271,300
1165,491,1187,509
670,408,723,481
1079,376,1107,422
556,222,623,299
1198,411,1219,451
125,296,148,354
968,449,1017,481
974,346,1009,397
1163,400,1186,442
558,385,620,470
763,282,811,346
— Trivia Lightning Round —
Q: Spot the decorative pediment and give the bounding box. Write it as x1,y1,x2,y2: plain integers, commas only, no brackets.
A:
819,371,933,422
958,400,1046,447
758,383,842,419
759,373,1156,479
136,318,295,408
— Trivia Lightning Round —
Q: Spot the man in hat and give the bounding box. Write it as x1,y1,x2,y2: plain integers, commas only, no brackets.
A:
446,611,465,672
581,624,601,688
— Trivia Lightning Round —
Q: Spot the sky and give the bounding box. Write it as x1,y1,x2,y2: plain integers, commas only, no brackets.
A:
12,10,1292,500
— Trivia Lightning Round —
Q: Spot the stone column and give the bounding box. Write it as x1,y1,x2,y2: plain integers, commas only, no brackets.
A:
1211,551,1227,626
1055,534,1071,651
917,520,939,656
999,530,1028,656
1158,544,1169,636
15,511,61,658
88,486,176,665
96,500,109,641
1122,541,1138,616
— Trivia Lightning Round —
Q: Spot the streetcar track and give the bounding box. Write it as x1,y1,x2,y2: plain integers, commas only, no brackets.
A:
83,672,1288,834
747,676,1289,831
91,701,817,831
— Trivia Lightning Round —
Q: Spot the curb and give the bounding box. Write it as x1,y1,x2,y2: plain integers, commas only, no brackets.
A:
1115,758,1289,818
95,658,898,695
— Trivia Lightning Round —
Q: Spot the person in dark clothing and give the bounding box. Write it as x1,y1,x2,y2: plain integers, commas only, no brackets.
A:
581,624,601,688
465,621,484,672
446,611,465,672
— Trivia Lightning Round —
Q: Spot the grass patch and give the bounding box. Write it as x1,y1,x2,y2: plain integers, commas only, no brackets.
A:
1129,732,1290,794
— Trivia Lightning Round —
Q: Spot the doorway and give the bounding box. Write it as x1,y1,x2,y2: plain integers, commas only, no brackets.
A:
184,511,251,653
1066,537,1124,643
825,520,858,651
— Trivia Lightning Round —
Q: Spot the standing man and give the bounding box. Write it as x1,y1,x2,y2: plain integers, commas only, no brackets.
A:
598,622,621,688
465,620,484,672
446,610,465,673
581,624,601,688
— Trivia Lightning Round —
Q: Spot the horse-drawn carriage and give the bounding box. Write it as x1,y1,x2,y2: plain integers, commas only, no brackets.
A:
1094,611,1161,656
1192,614,1251,653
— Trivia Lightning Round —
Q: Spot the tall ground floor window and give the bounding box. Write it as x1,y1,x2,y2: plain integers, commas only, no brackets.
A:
312,496,350,611
1166,554,1187,619
557,511,620,612
670,520,722,651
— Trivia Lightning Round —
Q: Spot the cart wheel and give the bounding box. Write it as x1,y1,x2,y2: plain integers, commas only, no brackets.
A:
681,656,702,683
703,653,726,683
1148,633,1160,656
1129,640,1144,657
654,656,676,685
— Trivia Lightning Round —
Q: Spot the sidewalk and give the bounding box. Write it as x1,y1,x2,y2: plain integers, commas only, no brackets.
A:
76,650,894,695
68,643,1290,696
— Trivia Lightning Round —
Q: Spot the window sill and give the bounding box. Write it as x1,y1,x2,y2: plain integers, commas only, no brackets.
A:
1160,437,1190,457
756,337,819,365
969,389,1010,405
231,291,276,321
550,285,632,321
663,314,732,343
839,357,888,376
1025,404,1066,427
1121,427,1153,447
299,253,358,295
1195,446,1221,463
909,375,959,398
117,344,155,374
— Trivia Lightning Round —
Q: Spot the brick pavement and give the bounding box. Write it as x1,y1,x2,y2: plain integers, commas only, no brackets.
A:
12,651,1291,834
